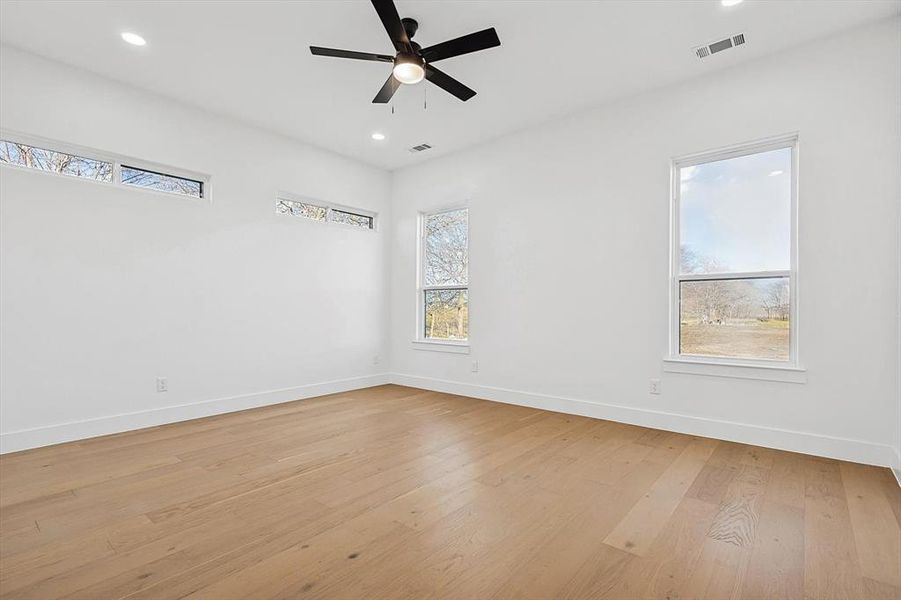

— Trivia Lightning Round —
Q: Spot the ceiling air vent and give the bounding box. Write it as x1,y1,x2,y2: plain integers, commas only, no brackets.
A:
693,33,746,60
409,143,433,153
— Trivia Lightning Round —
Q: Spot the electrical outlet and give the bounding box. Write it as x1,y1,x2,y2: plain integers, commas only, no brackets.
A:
471,361,479,373
156,377,168,393
649,378,661,395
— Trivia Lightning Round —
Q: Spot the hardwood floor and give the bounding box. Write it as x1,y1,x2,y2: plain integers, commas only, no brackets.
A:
1,384,898,599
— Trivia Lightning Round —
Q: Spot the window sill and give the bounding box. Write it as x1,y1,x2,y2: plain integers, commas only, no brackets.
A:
412,340,471,354
663,357,807,383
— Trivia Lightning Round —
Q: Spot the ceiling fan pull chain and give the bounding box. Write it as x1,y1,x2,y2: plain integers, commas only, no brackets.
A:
424,86,427,110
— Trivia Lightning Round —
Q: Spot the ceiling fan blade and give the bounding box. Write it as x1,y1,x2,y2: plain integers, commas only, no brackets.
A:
370,0,411,53
372,73,402,103
425,64,476,101
420,28,500,63
310,46,394,62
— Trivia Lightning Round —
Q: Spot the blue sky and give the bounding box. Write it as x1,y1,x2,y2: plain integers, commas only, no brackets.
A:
680,147,791,273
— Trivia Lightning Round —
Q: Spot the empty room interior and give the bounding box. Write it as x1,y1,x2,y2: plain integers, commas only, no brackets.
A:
1,0,900,598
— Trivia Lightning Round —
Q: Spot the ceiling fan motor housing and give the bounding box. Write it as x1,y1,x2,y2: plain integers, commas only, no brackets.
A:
401,18,419,40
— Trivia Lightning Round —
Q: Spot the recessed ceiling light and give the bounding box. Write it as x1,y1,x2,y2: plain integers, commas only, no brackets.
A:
721,0,744,6
371,132,386,141
769,170,784,177
121,32,146,46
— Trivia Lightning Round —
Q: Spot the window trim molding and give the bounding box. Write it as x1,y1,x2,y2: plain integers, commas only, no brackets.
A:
415,206,470,350
275,190,377,232
0,129,211,202
668,132,801,373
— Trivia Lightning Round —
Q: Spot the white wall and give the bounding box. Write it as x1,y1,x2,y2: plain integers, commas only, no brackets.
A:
0,47,391,452
388,18,901,468
3,18,899,468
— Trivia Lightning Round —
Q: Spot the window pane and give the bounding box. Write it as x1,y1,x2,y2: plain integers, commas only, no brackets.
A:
680,147,791,274
121,165,203,198
330,209,373,229
0,139,112,181
276,199,327,221
424,289,468,341
424,209,468,286
680,277,789,360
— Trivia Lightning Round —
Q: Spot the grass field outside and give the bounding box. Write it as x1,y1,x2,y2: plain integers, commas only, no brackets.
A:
680,318,789,360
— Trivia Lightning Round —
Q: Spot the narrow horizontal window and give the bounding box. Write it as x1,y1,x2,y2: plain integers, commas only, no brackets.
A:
329,209,373,229
121,165,203,198
275,195,375,231
277,198,327,221
0,139,112,182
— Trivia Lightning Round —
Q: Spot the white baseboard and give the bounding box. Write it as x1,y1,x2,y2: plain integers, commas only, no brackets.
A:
4,372,896,472
0,374,391,454
390,373,901,470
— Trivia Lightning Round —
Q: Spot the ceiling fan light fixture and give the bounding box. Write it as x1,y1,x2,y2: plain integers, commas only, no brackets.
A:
309,0,500,102
392,55,425,84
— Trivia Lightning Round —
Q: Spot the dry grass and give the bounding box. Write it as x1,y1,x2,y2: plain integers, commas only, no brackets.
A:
681,318,789,360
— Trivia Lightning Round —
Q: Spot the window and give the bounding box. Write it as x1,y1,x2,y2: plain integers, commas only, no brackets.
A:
275,195,374,230
329,209,374,230
121,165,203,198
0,140,112,181
0,135,209,200
671,136,797,366
277,198,327,221
420,208,469,343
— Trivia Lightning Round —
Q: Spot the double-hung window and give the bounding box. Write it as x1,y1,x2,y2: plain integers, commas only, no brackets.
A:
670,135,798,369
419,208,469,344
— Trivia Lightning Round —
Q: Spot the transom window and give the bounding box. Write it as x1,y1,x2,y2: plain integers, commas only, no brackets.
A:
276,195,374,230
0,136,207,199
121,165,203,198
671,136,798,365
0,140,112,181
420,208,469,342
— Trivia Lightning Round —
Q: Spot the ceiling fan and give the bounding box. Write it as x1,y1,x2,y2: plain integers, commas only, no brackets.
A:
310,0,500,103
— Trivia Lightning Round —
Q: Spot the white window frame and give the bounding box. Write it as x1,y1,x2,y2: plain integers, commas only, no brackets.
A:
275,191,377,232
0,129,210,202
665,133,805,383
414,206,470,353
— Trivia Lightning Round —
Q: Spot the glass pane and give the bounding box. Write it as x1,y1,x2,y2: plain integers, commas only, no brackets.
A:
330,209,373,229
276,199,327,221
121,165,203,198
424,209,468,286
680,147,791,274
424,289,468,341
680,277,789,360
0,139,112,181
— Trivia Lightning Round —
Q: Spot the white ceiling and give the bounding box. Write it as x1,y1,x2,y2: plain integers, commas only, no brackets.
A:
1,1,898,170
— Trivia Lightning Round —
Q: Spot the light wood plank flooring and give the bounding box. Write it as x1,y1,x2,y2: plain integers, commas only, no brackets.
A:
1,385,899,599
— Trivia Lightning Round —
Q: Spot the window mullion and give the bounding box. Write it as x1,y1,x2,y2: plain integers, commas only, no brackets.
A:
678,270,791,282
